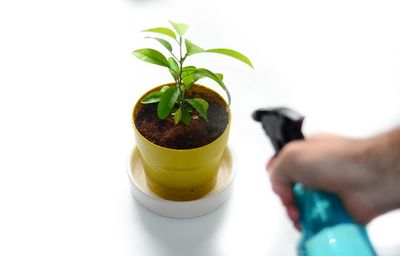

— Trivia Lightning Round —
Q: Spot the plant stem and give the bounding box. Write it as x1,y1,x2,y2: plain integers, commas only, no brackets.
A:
178,36,183,85
178,36,185,103
171,52,180,63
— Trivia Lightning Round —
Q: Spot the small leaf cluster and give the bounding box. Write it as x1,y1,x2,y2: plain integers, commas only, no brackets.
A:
133,21,253,125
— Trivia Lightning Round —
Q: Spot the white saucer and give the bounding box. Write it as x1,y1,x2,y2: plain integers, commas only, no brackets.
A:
127,146,236,218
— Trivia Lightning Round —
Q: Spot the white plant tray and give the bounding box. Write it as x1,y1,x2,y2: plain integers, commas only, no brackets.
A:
127,146,236,218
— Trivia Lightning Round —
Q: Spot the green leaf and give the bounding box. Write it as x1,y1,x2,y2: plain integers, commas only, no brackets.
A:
182,66,197,76
185,39,204,56
205,48,254,68
160,85,170,92
182,73,196,87
174,107,182,124
142,27,176,40
140,86,169,104
169,21,189,37
181,106,192,126
133,48,170,67
140,91,163,104
181,66,197,87
168,57,179,81
144,37,173,52
193,68,231,104
215,73,223,81
168,57,179,72
157,86,180,119
160,86,170,92
186,98,209,121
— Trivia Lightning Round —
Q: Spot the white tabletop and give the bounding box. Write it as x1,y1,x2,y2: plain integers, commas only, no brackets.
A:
1,0,400,255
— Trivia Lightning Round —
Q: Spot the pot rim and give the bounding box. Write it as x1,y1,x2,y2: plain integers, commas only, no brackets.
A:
132,83,231,152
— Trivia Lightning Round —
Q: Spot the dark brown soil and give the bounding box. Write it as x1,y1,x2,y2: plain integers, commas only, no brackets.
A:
134,85,229,149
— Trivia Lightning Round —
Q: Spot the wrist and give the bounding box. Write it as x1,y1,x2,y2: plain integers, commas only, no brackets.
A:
369,130,400,176
364,131,400,209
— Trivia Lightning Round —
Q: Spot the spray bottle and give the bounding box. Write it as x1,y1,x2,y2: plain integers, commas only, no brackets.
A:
253,107,376,256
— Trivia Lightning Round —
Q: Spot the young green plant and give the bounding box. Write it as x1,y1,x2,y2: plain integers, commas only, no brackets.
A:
133,21,253,125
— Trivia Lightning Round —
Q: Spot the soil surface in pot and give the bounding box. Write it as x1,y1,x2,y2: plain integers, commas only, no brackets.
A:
135,86,229,149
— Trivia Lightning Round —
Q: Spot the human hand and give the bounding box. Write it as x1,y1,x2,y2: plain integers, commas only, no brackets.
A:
267,133,400,229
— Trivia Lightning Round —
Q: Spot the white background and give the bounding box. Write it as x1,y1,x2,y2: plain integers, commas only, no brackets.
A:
1,0,400,255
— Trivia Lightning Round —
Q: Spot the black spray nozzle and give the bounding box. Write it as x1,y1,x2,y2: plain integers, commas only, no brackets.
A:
252,107,305,153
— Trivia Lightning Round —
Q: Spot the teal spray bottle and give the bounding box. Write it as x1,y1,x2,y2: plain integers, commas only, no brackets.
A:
252,107,377,256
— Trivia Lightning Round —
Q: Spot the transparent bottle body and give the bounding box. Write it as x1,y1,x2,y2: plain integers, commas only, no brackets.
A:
294,184,376,256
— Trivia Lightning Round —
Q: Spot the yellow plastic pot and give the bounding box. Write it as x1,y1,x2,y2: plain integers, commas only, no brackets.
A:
132,84,231,201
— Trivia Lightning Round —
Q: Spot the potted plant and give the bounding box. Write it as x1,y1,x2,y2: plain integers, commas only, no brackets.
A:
132,21,253,201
